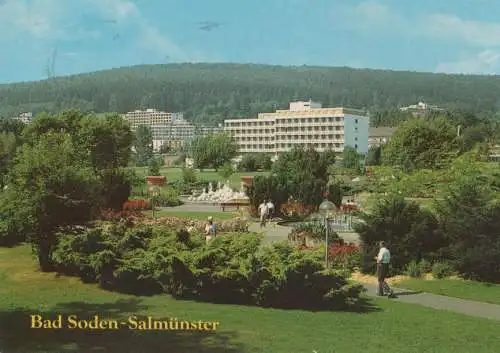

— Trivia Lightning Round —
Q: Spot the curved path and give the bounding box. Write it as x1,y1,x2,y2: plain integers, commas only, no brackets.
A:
163,203,500,320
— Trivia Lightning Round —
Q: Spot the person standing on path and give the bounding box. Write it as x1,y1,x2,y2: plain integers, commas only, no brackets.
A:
258,201,268,228
266,200,275,222
375,241,395,298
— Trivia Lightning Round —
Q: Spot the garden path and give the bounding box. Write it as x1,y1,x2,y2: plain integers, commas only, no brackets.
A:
363,283,500,321
162,204,500,321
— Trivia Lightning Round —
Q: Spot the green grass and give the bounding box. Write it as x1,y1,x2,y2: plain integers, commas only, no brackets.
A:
143,210,239,220
2,245,500,352
397,278,500,305
133,167,268,190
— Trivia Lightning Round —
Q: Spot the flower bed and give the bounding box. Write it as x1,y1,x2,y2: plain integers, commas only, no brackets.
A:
123,199,151,211
328,243,361,271
139,216,249,233
280,201,315,218
99,209,145,222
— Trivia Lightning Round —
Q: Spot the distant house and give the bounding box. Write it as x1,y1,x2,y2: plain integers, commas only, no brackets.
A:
399,101,444,117
368,127,397,148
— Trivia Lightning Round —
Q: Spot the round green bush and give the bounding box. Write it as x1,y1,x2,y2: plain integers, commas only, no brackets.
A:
432,262,455,279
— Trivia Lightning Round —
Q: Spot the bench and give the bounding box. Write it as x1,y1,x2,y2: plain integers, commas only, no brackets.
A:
219,202,249,212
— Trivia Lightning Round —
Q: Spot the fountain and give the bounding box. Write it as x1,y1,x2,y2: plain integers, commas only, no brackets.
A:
189,181,250,203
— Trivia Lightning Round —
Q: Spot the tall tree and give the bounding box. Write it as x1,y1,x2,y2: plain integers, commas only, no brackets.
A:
189,133,237,170
382,117,457,171
4,132,101,271
134,125,153,167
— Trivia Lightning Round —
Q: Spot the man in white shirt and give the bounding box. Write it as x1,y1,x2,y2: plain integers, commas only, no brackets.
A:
375,241,395,297
258,201,268,228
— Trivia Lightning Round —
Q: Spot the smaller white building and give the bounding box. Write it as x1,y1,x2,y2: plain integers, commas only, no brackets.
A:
11,112,33,124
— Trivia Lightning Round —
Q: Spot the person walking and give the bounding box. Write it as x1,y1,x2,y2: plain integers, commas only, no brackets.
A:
375,241,395,298
258,201,268,228
204,216,216,243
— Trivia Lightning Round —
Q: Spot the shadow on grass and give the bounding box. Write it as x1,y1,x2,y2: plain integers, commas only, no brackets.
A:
172,295,382,315
394,290,423,296
0,299,243,353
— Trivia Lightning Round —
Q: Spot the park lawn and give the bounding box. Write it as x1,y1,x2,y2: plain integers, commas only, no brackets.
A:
396,278,500,305
133,167,268,190
2,246,500,353
143,210,239,220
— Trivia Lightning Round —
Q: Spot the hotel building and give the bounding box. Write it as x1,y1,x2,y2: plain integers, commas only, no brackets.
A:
223,101,370,154
123,108,221,151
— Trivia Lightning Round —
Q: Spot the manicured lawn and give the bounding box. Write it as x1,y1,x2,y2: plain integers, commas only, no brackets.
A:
2,246,500,352
143,210,239,220
397,278,500,305
132,167,268,190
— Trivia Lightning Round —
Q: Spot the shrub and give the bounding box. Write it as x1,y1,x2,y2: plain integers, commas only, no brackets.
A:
419,259,432,274
404,260,423,278
432,262,455,279
153,187,182,207
454,240,500,283
238,154,258,172
288,222,342,245
181,167,197,184
218,163,234,179
99,209,144,223
52,222,364,310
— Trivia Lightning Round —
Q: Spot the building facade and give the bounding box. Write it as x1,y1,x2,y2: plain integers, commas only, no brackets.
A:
368,127,396,148
400,101,444,117
123,108,221,151
224,101,370,154
11,112,33,124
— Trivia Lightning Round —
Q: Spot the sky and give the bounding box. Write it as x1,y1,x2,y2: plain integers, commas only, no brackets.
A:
1,0,500,83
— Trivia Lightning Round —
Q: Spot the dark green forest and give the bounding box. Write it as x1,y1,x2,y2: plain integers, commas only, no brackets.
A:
2,63,500,125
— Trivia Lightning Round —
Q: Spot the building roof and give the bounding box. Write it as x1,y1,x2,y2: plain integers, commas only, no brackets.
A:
369,127,397,137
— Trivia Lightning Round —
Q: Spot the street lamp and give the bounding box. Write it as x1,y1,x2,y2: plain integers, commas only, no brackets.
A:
150,186,160,220
319,199,336,269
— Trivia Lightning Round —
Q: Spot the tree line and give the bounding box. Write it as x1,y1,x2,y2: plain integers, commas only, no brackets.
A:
2,63,500,125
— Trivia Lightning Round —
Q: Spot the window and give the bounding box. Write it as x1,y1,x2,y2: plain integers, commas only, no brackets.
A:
354,137,358,141
355,119,358,123
355,144,358,149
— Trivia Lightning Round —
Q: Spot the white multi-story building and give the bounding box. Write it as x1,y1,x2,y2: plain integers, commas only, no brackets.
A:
224,101,370,154
123,108,221,151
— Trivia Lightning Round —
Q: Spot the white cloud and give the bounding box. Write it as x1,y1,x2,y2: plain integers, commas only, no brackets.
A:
0,0,196,62
436,50,500,74
344,1,500,47
423,14,500,47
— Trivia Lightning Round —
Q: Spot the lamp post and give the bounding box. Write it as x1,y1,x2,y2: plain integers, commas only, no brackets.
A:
151,186,160,221
319,199,336,269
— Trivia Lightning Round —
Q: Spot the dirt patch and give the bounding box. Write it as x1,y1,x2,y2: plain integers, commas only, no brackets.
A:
351,271,437,284
351,271,415,284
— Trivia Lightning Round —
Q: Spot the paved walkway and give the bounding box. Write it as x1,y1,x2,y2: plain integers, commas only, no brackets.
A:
163,204,500,321
363,283,500,321
248,222,290,245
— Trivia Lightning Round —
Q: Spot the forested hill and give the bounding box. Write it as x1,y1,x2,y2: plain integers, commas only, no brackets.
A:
1,63,500,124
